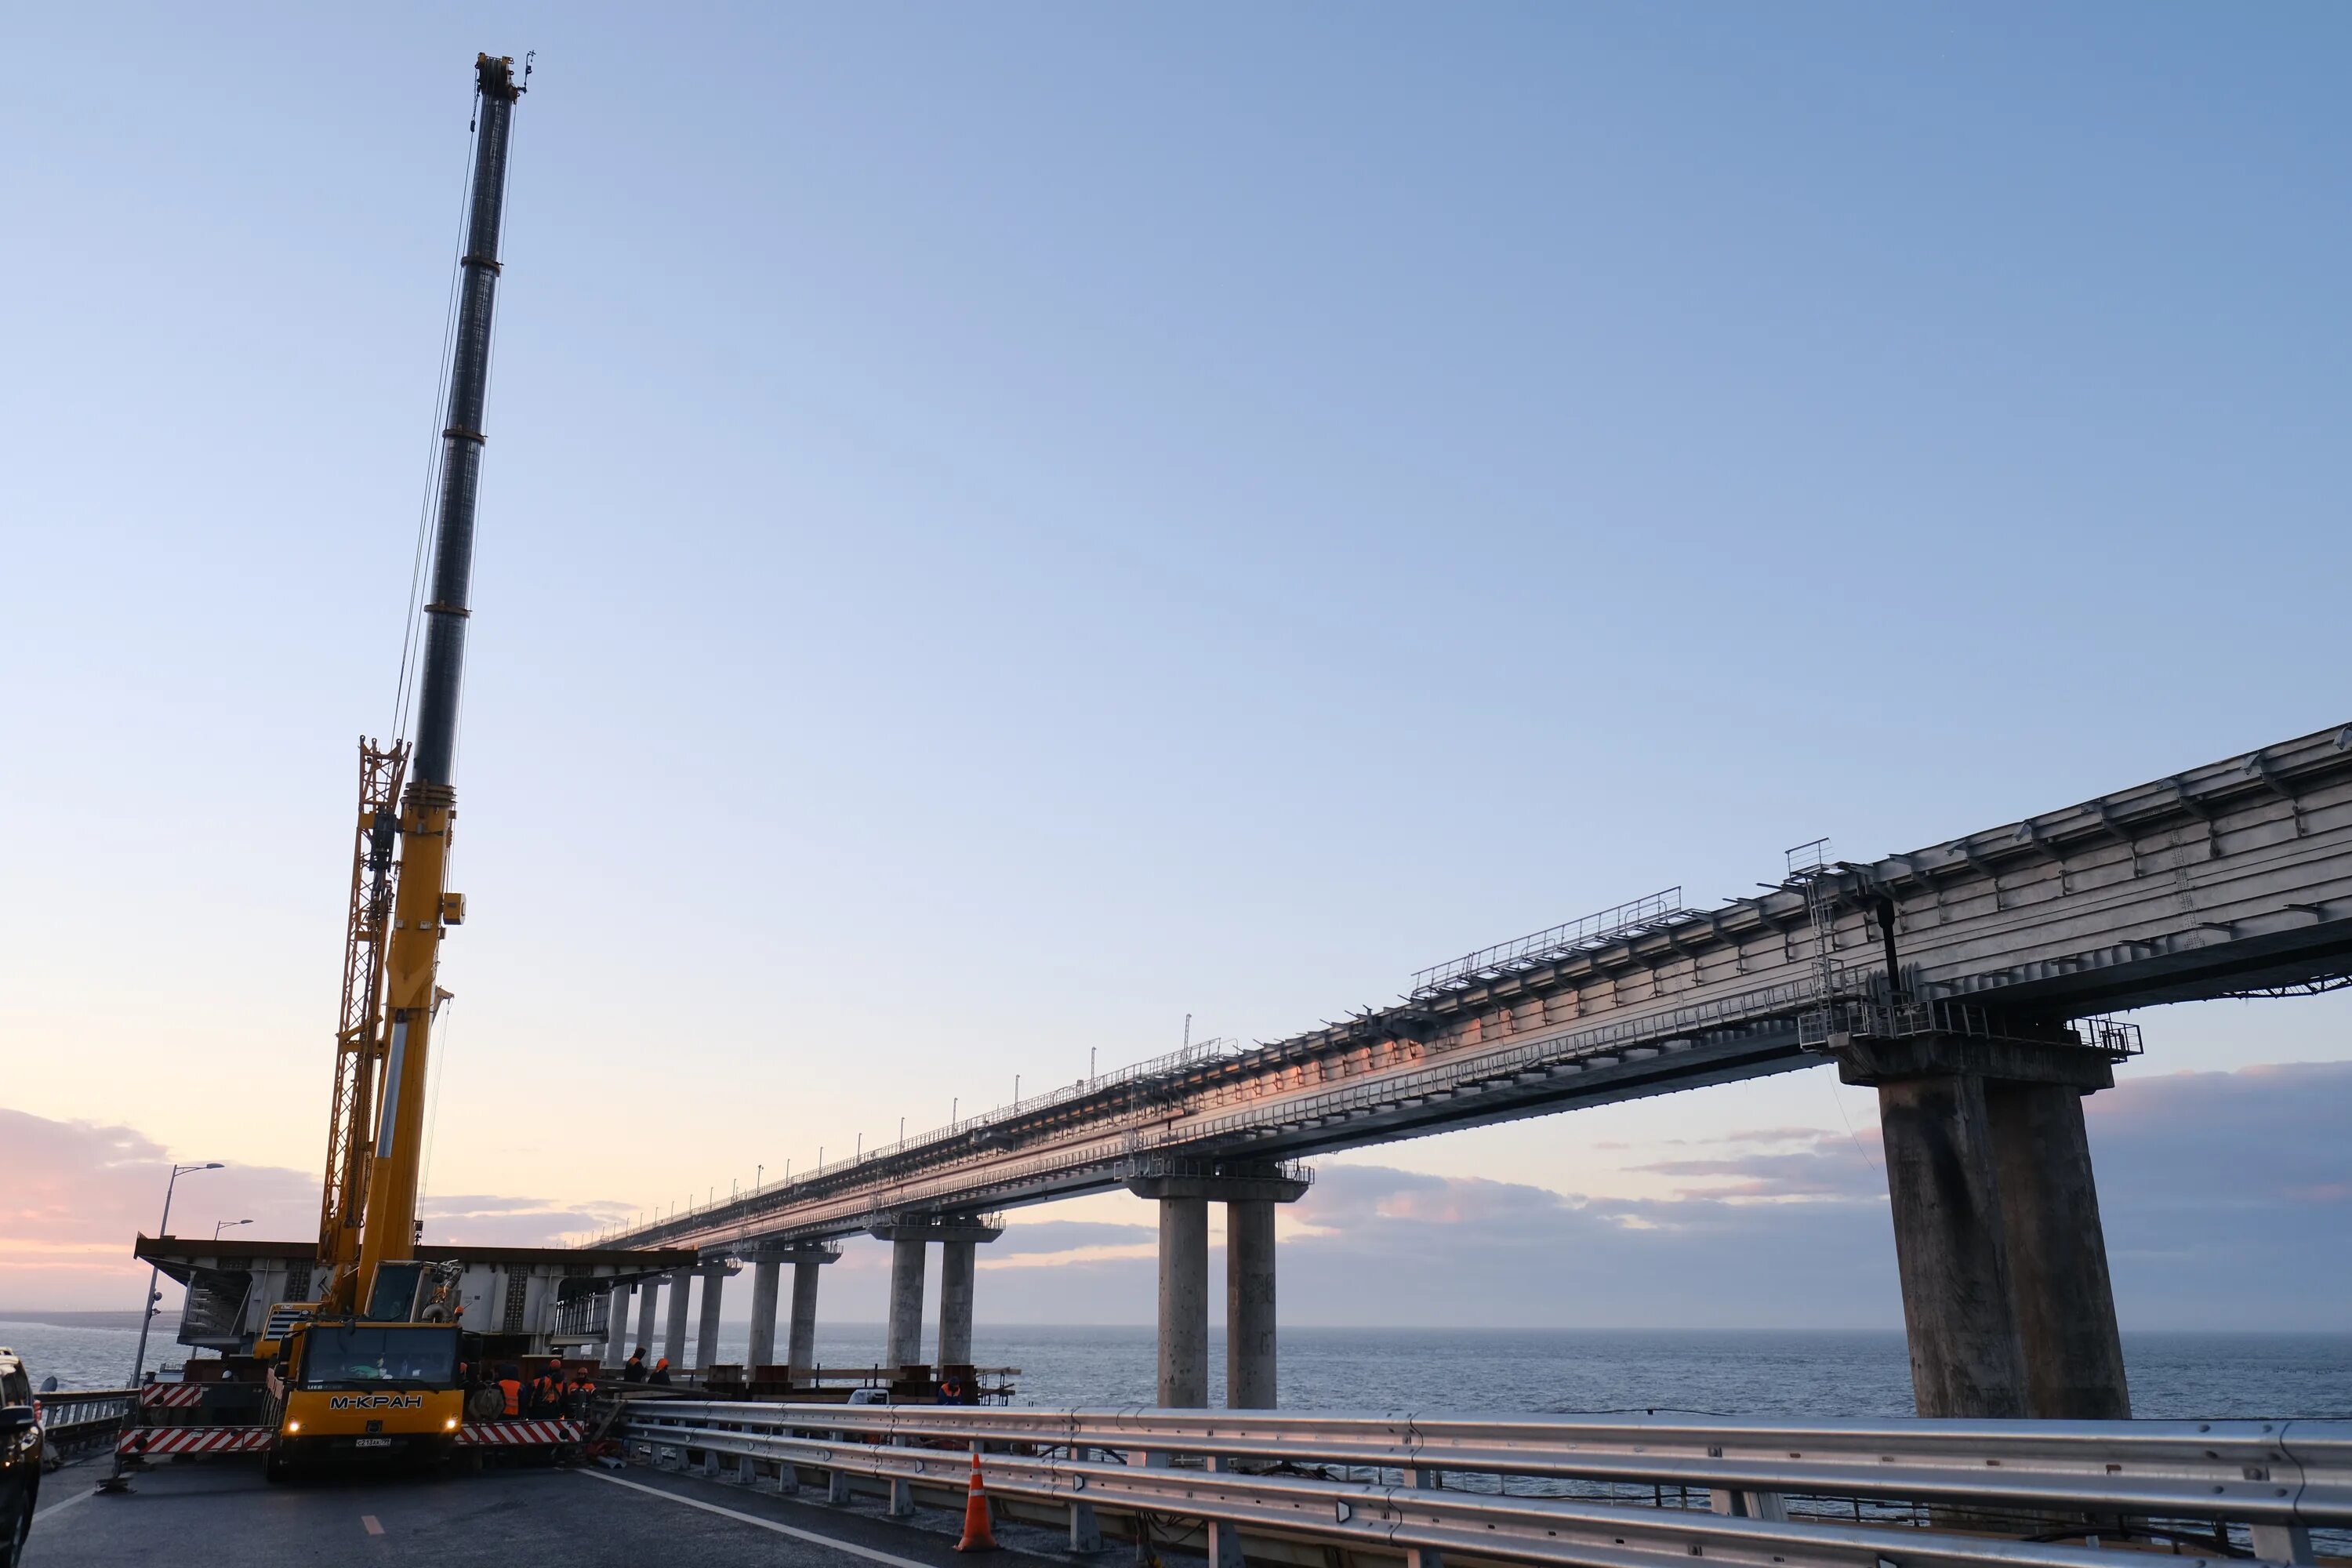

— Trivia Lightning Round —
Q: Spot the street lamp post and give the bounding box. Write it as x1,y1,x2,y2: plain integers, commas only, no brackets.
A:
213,1219,252,1241
128,1162,222,1388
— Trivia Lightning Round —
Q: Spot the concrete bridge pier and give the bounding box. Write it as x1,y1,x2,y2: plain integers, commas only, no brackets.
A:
662,1265,694,1370
938,1240,978,1367
695,1258,729,1370
603,1281,633,1368
787,1245,836,1381
745,1258,781,1368
1127,1165,1309,1408
1835,1032,2129,1420
869,1217,1005,1375
633,1275,661,1361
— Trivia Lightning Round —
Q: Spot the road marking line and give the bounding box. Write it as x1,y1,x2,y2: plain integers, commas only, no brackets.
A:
39,1488,96,1522
363,1514,385,1535
584,1469,945,1568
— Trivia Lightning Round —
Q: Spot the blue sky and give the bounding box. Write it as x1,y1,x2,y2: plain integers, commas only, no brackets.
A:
2,5,2346,1320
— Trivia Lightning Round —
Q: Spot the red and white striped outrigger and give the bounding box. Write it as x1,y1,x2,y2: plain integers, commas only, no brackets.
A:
117,1420,583,1455
455,1419,583,1446
118,1426,274,1455
138,1383,209,1410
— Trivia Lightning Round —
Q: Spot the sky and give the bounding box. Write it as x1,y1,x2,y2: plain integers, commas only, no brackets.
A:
2,4,2346,1323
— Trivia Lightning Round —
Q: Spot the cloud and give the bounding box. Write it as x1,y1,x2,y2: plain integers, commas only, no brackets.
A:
1627,1130,1885,1201
1275,1061,2352,1330
0,1109,628,1310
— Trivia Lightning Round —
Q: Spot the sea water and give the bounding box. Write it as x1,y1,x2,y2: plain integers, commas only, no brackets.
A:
10,1316,2347,1418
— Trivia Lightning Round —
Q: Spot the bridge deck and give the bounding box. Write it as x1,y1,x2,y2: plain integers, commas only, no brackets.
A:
604,721,2352,1258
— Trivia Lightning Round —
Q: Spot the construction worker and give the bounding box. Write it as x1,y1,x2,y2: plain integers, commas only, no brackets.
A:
622,1346,648,1383
648,1356,671,1386
530,1357,565,1416
938,1374,963,1405
566,1367,596,1421
495,1363,524,1418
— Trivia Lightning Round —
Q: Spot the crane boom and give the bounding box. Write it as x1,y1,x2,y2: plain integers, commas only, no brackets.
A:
316,52,524,1319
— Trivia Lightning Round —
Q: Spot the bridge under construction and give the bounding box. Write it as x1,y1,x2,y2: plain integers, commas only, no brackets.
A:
587,720,2352,1425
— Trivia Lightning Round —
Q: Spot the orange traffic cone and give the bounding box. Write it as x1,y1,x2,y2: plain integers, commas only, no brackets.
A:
955,1451,999,1553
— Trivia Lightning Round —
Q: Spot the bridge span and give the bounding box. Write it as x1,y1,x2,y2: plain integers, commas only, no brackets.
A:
590,722,2352,1424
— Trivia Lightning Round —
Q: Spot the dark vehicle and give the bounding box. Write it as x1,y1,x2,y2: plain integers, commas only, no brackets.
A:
0,1347,42,1568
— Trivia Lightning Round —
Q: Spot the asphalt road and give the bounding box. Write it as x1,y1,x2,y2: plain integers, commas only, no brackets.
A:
25,1455,1083,1568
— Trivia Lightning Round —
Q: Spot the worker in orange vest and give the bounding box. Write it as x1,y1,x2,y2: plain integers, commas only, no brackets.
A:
565,1368,596,1421
495,1363,524,1417
529,1358,566,1416
648,1356,671,1385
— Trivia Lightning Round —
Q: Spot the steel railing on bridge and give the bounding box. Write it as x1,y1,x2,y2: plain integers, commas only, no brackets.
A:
1411,889,1702,996
619,1401,2347,1566
36,1388,139,1457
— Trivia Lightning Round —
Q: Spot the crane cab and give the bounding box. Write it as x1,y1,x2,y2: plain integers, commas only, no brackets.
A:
269,1319,463,1474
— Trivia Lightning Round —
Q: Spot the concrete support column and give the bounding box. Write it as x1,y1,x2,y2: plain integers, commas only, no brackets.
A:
938,1240,977,1368
886,1237,928,1374
633,1275,661,1360
603,1282,633,1368
1838,1031,2126,1420
746,1258,782,1369
695,1260,728,1370
662,1265,694,1370
869,1217,1001,1379
1225,1199,1279,1410
788,1252,827,1380
1154,1196,1210,1407
1130,1167,1310,1410
1986,1081,2131,1418
1872,1071,2027,1417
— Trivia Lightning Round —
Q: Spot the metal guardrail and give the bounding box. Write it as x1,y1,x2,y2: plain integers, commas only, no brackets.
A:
619,1402,2348,1565
36,1388,139,1457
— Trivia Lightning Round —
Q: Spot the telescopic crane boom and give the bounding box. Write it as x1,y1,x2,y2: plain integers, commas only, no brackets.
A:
315,53,524,1321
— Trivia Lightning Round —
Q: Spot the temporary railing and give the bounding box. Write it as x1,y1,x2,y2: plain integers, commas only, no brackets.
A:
619,1402,2348,1566
36,1388,139,1456
590,1039,1255,1247
1412,889,1703,996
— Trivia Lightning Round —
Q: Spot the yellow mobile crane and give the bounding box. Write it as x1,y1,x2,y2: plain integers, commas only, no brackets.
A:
260,53,526,1476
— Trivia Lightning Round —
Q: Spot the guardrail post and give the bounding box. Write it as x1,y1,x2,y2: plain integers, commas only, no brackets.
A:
1069,1446,1103,1553
1205,1454,1246,1568
887,1434,916,1517
1708,1489,1788,1523
2251,1523,2315,1564
1404,1465,1444,1568
826,1428,852,1504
